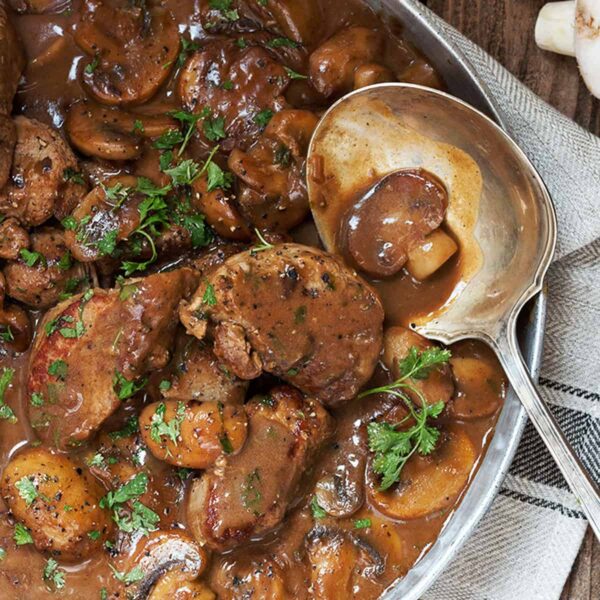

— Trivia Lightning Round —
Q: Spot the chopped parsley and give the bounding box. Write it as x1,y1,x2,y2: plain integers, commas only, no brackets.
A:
19,248,46,268
113,371,147,401
254,108,273,129
310,496,327,519
241,468,262,513
150,401,185,446
0,325,13,343
108,416,139,440
0,367,16,423
84,54,100,74
266,37,298,48
15,477,38,507
202,282,217,306
13,523,33,545
284,66,307,80
208,0,239,21
206,160,234,192
30,392,44,407
177,36,200,68
63,168,85,185
43,558,66,589
202,114,226,141
110,565,144,585
48,359,68,381
354,518,372,529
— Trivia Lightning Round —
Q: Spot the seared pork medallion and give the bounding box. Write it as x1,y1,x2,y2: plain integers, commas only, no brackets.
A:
0,1,508,598
28,268,198,449
180,243,384,405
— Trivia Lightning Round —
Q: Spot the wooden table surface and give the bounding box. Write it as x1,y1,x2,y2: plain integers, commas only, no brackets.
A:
423,1,599,598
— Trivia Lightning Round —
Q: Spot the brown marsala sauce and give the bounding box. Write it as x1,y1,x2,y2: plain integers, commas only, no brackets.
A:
0,1,505,599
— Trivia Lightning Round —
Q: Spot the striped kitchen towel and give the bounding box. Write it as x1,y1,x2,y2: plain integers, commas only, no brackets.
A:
396,2,600,599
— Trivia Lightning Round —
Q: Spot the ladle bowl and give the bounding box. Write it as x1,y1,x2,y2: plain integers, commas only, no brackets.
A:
307,83,600,538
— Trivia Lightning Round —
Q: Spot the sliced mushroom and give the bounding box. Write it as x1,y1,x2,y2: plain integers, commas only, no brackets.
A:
63,175,142,262
353,63,395,89
309,27,384,97
3,226,86,309
228,109,319,232
0,116,82,227
366,427,477,520
139,400,248,468
75,1,179,106
119,531,209,600
211,556,290,600
383,326,454,407
449,340,507,420
66,100,177,160
314,426,367,518
1,447,113,561
190,170,251,241
345,169,448,278
247,0,325,46
305,526,385,599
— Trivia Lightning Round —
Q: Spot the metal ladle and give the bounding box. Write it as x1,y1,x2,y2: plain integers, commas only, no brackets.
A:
307,83,600,537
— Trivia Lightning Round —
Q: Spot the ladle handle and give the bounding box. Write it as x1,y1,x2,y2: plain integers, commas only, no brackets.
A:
496,327,600,540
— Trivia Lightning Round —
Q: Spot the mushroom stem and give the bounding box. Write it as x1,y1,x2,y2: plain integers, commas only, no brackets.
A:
535,1,576,56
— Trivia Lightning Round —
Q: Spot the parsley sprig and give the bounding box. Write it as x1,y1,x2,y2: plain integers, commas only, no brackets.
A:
359,345,451,490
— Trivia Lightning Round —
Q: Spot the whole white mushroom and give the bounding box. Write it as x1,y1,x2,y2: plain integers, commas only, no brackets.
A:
535,0,600,99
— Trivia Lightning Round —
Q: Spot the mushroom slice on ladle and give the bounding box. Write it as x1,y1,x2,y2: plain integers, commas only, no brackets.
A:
307,89,480,286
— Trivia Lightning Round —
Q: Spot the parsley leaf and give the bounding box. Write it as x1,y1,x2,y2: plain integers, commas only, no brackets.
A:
202,282,217,306
354,518,372,529
16,477,38,507
48,359,68,380
43,558,66,589
284,66,307,80
206,160,234,192
0,367,16,423
177,36,200,68
110,565,144,585
266,37,298,48
310,496,327,519
254,108,273,129
19,248,46,268
100,473,149,509
208,0,239,21
150,401,185,446
0,325,14,343
359,345,451,490
113,371,147,401
63,168,85,185
108,416,139,440
13,523,33,545
203,114,226,141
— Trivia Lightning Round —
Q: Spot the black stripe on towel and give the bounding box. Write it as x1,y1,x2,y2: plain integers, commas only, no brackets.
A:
499,488,586,519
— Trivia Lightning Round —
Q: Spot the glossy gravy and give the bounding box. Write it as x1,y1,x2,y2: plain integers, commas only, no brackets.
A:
0,1,505,599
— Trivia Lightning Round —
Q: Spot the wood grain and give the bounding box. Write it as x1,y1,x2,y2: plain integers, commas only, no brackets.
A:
425,0,600,134
423,1,600,597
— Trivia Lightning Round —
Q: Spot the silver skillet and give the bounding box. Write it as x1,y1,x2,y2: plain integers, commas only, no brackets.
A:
364,1,547,598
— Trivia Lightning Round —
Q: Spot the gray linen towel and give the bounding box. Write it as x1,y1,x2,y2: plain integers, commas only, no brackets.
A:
398,2,600,599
